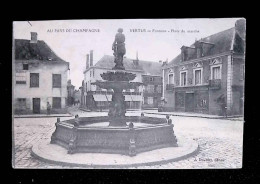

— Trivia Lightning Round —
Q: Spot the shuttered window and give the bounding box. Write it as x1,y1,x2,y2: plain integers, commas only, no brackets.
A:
195,69,202,85
53,74,61,88
30,73,39,87
212,66,221,79
180,72,187,86
16,71,26,84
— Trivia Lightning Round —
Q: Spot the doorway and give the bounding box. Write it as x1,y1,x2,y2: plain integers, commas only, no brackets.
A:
33,98,40,114
185,93,194,112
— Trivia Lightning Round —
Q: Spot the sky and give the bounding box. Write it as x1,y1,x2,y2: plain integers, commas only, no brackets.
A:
13,18,241,88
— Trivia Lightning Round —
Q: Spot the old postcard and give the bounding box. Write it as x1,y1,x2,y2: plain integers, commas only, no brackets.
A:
12,18,245,169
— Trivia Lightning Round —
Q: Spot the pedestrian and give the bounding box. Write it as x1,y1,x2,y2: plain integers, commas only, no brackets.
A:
47,102,51,115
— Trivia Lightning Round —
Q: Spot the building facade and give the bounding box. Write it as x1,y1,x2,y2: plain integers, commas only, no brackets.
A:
67,79,75,106
14,32,69,114
142,75,162,109
81,52,162,110
162,19,245,116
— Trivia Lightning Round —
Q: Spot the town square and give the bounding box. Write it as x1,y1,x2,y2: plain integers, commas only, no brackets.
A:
12,18,245,169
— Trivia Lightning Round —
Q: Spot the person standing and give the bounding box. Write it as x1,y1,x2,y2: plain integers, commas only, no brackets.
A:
47,102,51,115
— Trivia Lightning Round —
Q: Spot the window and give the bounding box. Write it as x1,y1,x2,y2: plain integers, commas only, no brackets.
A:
168,73,174,84
212,66,221,79
16,72,26,84
23,64,29,70
52,97,61,109
180,71,187,86
143,97,148,104
150,77,154,81
53,74,61,88
148,97,153,105
30,73,39,87
146,85,154,93
17,98,26,109
157,85,162,93
194,69,202,85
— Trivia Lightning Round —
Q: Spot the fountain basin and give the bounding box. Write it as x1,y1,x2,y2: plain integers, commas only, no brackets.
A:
50,116,178,156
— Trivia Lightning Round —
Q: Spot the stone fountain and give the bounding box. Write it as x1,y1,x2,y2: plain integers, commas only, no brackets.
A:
50,28,178,156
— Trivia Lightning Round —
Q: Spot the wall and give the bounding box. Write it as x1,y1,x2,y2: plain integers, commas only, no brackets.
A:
231,56,245,115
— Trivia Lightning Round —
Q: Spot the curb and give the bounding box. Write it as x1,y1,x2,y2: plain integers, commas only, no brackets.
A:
31,139,199,169
144,112,243,121
14,114,73,118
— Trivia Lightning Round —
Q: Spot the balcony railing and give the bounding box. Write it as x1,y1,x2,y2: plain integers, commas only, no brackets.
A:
166,84,174,91
209,79,221,89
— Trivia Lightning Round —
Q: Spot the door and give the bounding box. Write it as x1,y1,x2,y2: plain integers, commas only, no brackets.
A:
53,97,61,109
154,97,158,107
185,93,194,112
33,98,40,114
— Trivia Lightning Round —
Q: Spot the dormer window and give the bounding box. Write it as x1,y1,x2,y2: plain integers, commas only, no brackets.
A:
195,41,214,58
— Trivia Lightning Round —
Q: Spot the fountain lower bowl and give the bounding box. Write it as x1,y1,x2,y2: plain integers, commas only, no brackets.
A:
51,116,178,156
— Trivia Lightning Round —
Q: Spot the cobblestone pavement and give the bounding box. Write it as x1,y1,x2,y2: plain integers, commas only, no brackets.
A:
13,107,243,169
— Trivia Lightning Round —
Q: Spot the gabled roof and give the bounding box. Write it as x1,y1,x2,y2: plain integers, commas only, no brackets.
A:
93,55,162,76
15,39,67,63
167,25,245,67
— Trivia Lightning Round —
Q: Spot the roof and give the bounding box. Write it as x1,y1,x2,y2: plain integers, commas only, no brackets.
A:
167,25,245,67
93,55,162,76
15,39,68,63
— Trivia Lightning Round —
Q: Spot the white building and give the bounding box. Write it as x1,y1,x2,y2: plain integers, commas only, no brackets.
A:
81,51,163,110
14,32,70,114
82,52,144,110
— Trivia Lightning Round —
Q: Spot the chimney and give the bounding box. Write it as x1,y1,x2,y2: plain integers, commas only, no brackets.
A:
133,51,139,65
86,54,90,69
90,50,93,66
235,18,246,40
30,32,38,43
195,41,202,58
181,46,187,61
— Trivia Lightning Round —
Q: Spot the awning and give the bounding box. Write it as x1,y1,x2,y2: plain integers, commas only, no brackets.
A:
105,94,112,101
130,95,142,101
124,95,132,101
93,94,108,101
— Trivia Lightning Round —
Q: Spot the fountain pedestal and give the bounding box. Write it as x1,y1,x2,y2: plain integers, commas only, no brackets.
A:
92,71,143,127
